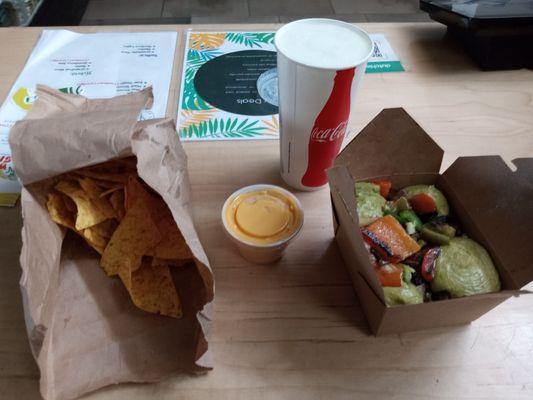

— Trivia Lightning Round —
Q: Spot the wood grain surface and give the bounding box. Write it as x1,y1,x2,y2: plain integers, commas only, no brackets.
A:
1,23,532,400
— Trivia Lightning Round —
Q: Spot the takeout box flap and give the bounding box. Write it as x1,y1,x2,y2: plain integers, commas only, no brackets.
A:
441,156,533,289
335,108,444,178
328,165,387,303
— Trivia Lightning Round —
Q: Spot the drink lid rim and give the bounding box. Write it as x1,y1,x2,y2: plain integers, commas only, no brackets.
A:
274,18,374,71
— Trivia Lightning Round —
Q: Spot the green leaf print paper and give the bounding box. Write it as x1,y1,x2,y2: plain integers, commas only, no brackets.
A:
177,32,279,141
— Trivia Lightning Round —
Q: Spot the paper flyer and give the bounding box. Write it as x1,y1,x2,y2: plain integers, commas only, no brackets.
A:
177,31,404,142
0,29,178,206
178,32,279,142
366,33,405,73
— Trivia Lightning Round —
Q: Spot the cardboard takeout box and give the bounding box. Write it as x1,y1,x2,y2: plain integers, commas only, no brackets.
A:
328,108,533,336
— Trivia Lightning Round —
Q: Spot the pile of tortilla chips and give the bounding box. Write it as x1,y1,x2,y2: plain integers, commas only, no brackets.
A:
46,157,193,318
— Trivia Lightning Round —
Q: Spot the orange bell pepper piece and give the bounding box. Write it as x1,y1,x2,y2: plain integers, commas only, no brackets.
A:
372,180,392,198
375,264,403,287
362,215,421,263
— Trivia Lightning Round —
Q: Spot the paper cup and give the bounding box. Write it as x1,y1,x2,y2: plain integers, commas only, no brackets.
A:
221,184,304,264
275,19,373,191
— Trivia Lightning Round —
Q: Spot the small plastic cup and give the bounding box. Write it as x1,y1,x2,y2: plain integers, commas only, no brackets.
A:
221,184,304,264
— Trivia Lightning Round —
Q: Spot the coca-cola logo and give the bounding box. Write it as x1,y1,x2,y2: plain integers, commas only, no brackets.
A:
309,121,348,143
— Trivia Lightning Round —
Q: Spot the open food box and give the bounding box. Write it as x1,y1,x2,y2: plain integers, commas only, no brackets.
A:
328,108,533,336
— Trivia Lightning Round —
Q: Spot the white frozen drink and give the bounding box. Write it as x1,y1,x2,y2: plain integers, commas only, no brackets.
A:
275,19,373,190
276,19,373,69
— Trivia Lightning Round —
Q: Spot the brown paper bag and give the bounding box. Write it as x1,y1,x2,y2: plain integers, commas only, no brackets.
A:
9,86,214,400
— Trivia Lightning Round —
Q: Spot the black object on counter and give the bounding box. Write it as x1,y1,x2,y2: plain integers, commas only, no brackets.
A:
30,0,88,26
420,0,533,70
0,1,18,26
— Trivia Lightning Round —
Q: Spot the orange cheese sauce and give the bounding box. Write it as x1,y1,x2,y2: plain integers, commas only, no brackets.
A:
225,189,302,245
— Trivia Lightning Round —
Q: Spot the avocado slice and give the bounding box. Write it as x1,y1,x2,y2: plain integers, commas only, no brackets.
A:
383,282,424,306
355,182,386,226
431,237,501,297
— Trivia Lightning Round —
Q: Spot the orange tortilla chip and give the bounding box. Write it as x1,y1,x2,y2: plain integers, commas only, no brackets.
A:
55,180,108,230
78,177,116,219
100,185,123,197
46,157,188,319
124,176,150,211
109,190,125,220
149,217,193,260
91,179,125,190
81,226,108,254
47,191,75,229
119,259,182,318
90,219,118,239
75,157,137,184
62,194,77,214
146,202,193,260
100,187,162,276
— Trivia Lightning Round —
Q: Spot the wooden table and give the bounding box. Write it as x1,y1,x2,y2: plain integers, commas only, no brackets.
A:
1,23,533,400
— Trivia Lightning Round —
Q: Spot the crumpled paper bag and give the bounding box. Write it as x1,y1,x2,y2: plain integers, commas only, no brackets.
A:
9,86,214,400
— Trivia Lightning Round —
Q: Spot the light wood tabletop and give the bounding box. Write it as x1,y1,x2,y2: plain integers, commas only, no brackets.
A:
1,23,533,400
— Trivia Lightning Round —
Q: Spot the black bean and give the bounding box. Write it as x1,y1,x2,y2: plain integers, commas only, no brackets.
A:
410,270,424,286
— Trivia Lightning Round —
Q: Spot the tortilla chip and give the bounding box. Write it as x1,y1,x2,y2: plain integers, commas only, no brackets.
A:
90,219,118,239
62,194,77,214
81,226,108,254
47,191,75,229
78,177,116,219
109,190,125,220
100,185,123,197
125,176,150,211
46,157,188,319
119,259,182,318
75,157,137,183
149,217,193,260
100,188,162,276
55,180,108,230
92,179,125,190
145,201,193,260
125,177,193,259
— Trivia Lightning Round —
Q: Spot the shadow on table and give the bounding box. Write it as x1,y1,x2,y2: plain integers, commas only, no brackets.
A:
312,240,370,332
408,24,481,74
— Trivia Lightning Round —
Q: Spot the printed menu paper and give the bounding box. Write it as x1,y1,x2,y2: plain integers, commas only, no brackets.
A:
178,32,279,142
367,33,405,73
177,31,404,142
0,29,178,206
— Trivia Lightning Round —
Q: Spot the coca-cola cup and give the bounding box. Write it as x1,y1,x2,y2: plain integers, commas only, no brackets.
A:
275,19,373,191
